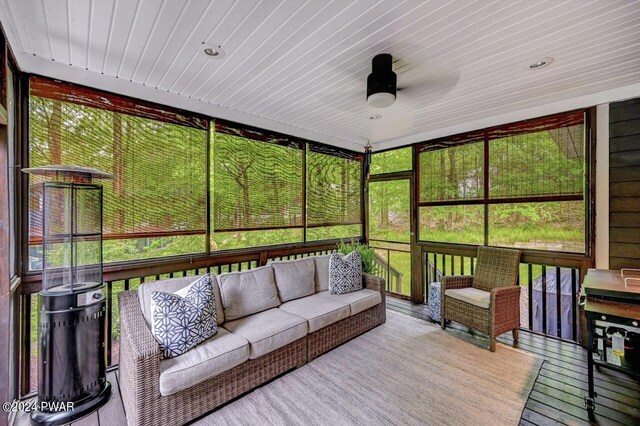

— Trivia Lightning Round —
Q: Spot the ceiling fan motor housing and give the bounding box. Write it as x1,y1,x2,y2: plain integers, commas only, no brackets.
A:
367,53,397,108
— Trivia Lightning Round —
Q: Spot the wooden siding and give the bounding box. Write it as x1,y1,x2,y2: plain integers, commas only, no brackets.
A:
609,98,640,270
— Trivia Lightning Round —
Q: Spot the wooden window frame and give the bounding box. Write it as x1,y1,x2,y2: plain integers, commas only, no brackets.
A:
415,109,596,258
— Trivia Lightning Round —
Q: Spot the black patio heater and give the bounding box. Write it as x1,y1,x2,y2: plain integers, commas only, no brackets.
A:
24,165,113,426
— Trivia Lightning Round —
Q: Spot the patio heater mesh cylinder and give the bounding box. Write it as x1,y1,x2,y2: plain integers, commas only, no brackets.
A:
24,165,113,426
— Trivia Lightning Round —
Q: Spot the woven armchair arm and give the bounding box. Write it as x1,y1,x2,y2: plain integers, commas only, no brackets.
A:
490,285,521,307
363,272,385,293
490,286,521,335
441,275,474,291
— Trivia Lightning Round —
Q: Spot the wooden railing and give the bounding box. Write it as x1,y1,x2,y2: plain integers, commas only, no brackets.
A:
18,240,342,398
373,253,403,294
420,243,591,344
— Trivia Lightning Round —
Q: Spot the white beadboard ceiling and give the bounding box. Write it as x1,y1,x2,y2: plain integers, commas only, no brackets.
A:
2,0,640,152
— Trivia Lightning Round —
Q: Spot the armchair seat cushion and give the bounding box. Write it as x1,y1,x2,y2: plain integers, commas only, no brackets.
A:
279,293,350,332
445,287,491,309
223,308,307,359
316,288,382,315
158,327,249,396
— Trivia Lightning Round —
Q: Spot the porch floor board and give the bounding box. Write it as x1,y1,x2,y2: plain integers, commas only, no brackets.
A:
13,297,640,426
387,297,640,426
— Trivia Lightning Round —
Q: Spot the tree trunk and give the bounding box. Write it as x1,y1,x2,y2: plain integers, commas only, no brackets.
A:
113,113,125,231
48,100,62,164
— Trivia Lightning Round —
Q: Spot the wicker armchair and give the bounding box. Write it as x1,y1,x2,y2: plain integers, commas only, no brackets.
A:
440,246,521,352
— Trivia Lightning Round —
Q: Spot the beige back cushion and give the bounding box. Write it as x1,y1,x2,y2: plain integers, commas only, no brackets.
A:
313,255,331,292
138,274,225,326
217,266,280,321
270,258,316,302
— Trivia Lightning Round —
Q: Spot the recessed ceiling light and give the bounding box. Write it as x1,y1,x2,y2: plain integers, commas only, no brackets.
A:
201,43,225,59
369,114,382,120
528,57,554,70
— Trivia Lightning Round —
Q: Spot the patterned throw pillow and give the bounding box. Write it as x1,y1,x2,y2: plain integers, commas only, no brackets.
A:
329,251,363,295
151,274,217,359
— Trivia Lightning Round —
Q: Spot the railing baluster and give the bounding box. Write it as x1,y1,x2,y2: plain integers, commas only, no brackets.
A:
433,254,438,283
442,254,447,277
470,258,475,275
541,265,547,335
20,294,32,395
107,281,113,367
571,268,578,341
124,279,130,292
556,267,562,338
527,264,533,331
451,256,455,276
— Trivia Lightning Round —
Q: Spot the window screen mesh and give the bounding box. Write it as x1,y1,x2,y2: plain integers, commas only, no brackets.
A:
489,124,584,199
212,121,304,231
307,145,362,226
419,141,484,203
28,93,207,244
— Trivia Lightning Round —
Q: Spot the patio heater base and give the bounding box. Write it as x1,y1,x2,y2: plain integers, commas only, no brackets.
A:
30,382,111,426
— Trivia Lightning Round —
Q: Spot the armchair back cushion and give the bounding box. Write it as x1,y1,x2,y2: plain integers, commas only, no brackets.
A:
139,274,225,326
217,266,280,321
270,258,316,302
472,246,521,292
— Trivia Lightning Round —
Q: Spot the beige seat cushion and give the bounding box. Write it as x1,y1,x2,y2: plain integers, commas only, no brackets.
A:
316,288,381,315
445,287,491,309
270,258,316,302
223,308,307,359
158,328,249,396
138,274,225,326
217,266,280,321
313,255,331,292
279,293,350,332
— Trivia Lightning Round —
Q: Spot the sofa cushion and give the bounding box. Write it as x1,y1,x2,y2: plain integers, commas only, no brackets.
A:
138,274,225,326
316,288,381,315
329,251,363,295
158,327,249,396
223,308,307,359
217,266,280,321
314,255,331,292
270,258,316,302
279,293,350,332
445,287,491,309
151,275,218,359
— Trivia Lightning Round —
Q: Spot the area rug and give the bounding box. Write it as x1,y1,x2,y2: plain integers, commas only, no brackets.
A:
193,311,542,426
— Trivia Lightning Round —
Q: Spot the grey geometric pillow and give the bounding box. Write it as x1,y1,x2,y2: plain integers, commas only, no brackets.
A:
329,251,363,295
151,274,217,359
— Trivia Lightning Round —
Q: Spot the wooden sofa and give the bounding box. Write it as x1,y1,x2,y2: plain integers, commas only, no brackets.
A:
118,255,386,426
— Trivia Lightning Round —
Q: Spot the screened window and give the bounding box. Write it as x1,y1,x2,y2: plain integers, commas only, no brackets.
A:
306,144,362,228
26,78,363,268
370,147,412,174
28,78,207,267
212,121,304,232
419,110,587,253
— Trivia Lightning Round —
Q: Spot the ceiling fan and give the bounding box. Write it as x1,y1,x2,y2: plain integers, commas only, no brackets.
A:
366,53,397,108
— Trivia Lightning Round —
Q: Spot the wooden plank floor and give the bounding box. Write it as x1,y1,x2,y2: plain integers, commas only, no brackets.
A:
386,297,640,426
13,298,640,426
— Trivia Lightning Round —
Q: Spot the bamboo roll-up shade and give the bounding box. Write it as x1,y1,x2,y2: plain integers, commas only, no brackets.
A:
212,121,304,232
419,110,585,203
28,87,207,243
306,144,363,227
